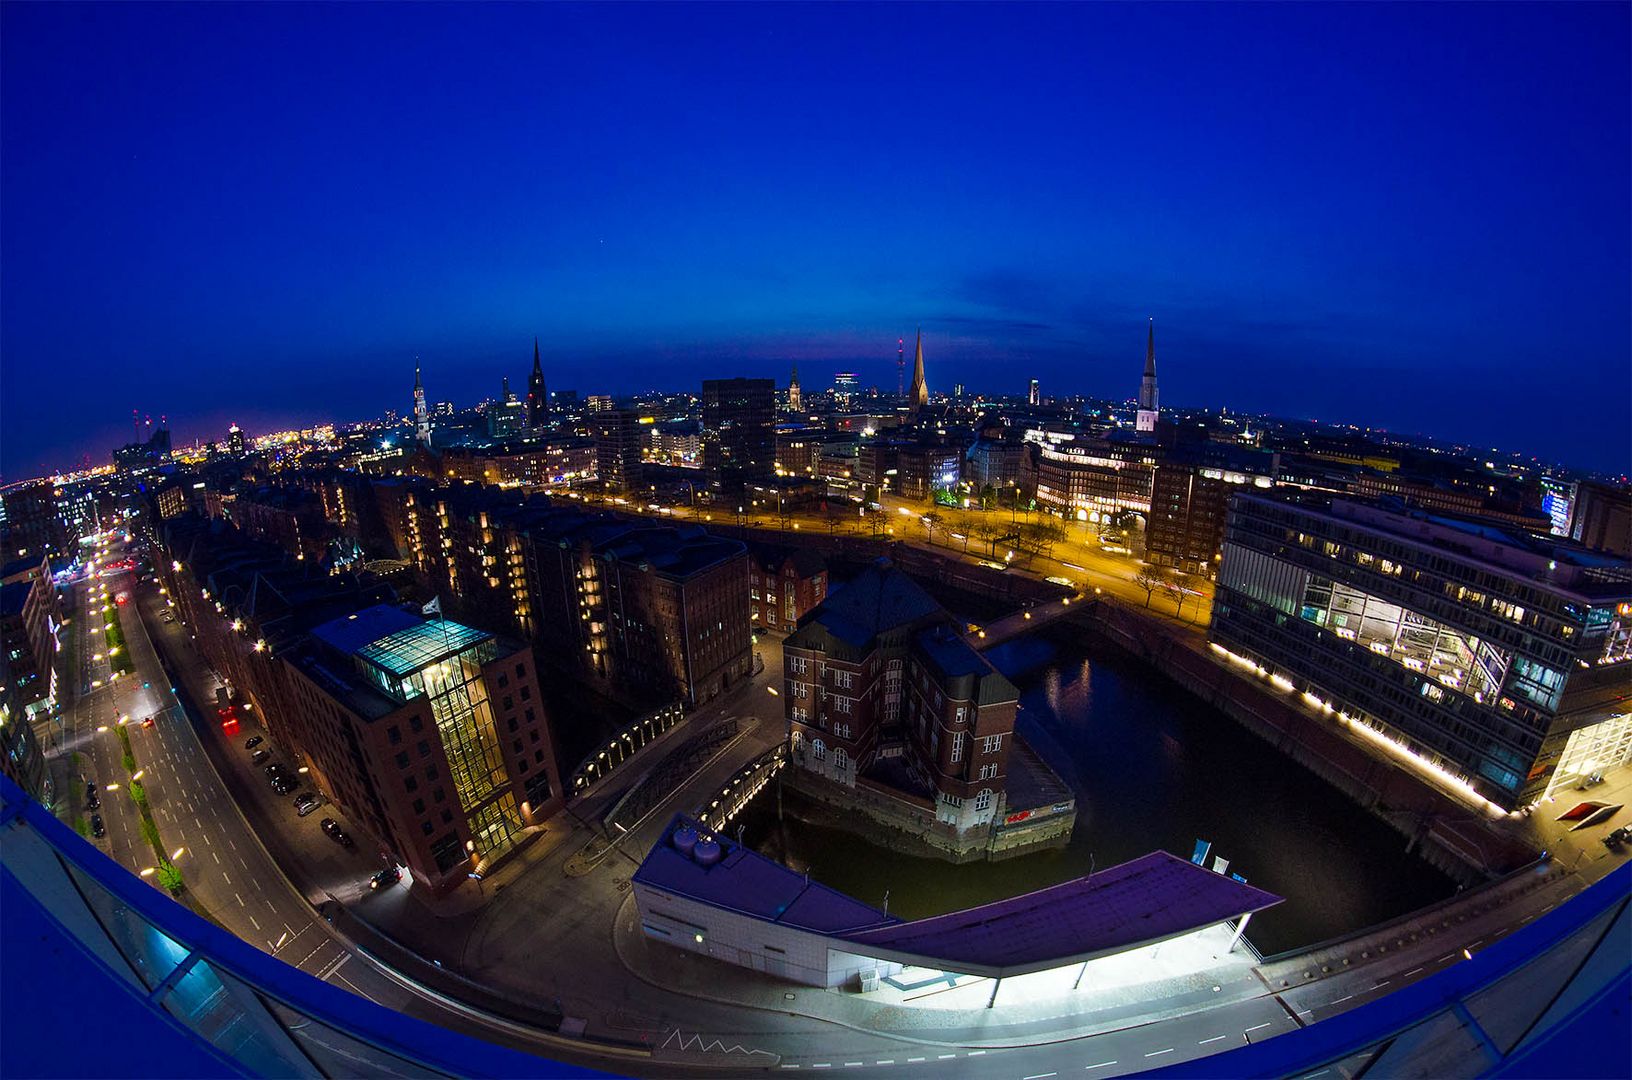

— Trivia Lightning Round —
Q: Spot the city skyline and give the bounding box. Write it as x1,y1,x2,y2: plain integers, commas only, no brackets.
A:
3,3,1628,478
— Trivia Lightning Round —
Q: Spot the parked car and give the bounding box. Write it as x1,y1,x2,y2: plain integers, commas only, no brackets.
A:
319,817,354,847
251,749,271,765
294,793,322,816
90,814,105,839
369,867,401,891
1604,826,1631,848
85,783,100,811
245,736,264,750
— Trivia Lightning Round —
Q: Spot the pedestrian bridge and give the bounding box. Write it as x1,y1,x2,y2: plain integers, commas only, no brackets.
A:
966,593,1083,651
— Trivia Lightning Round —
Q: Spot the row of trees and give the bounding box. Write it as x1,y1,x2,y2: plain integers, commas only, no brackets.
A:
1133,565,1202,619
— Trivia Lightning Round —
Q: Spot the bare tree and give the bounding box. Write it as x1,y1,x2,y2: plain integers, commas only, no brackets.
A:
1133,565,1170,607
1171,572,1194,618
922,512,944,547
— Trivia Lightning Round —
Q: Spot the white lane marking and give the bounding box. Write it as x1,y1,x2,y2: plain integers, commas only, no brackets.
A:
228,839,238,851
1436,953,1455,963
1404,967,1424,977
811,1066,830,1071
877,1061,895,1067
1200,1034,1229,1044
937,1055,956,1060
843,1063,862,1068
239,857,249,870
1145,1048,1174,1057
1371,980,1389,989
222,871,231,886
235,892,244,907
1085,1063,1118,1071
249,914,261,931
967,1050,986,1056
296,942,327,968
333,971,376,1003
1245,1022,1273,1033
1332,994,1354,1004
1023,1073,1057,1079
907,1059,925,1064
212,851,220,865
319,953,351,980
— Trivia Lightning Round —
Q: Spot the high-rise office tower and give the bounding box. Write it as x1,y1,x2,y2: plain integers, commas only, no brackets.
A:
1028,379,1040,406
594,409,644,493
908,329,928,414
227,423,246,455
702,378,776,492
1136,319,1160,434
527,337,548,428
1212,493,1632,810
413,363,432,448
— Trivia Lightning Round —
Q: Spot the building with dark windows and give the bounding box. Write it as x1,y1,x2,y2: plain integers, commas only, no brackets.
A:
1570,480,1632,558
748,545,828,633
702,377,775,494
1211,493,1632,810
283,604,562,895
0,553,59,720
515,518,751,706
782,559,1073,859
593,408,644,494
1146,445,1278,576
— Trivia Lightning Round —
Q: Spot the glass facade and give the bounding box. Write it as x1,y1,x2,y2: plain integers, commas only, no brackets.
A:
1213,495,1632,808
351,621,524,868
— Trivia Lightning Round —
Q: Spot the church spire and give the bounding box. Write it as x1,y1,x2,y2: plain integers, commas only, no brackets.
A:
527,335,548,428
908,327,928,413
1136,318,1160,434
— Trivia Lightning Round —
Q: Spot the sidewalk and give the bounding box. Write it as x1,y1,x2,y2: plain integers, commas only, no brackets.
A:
611,893,1270,1049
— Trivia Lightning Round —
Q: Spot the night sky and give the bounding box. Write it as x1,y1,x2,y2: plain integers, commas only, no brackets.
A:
2,3,1627,478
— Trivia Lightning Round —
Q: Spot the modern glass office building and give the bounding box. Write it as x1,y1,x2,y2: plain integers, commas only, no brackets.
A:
1212,494,1632,810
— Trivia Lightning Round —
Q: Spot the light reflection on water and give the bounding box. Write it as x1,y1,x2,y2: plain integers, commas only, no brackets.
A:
737,626,1458,954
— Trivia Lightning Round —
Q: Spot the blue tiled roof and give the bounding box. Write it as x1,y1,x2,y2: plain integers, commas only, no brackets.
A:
634,815,896,935
309,604,421,656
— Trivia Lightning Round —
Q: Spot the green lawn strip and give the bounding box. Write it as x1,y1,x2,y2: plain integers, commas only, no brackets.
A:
103,606,134,675
116,724,185,897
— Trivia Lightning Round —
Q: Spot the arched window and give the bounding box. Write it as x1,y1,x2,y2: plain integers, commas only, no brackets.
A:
811,739,826,761
834,747,848,770
973,789,993,812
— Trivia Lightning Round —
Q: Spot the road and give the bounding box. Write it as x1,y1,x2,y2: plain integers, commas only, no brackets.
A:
47,528,1603,1080
575,486,1215,628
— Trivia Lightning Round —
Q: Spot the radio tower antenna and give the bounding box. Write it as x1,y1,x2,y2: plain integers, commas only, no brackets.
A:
897,337,905,397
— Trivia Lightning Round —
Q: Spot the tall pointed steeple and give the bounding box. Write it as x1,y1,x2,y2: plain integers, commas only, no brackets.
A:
787,362,802,412
908,327,928,413
413,359,432,448
527,335,548,428
1136,318,1160,434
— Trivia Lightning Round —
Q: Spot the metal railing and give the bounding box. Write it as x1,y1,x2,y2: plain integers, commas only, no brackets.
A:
696,743,787,832
0,773,600,1079
567,702,686,798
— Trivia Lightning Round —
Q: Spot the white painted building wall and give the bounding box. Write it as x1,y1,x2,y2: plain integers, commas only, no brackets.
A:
633,881,902,989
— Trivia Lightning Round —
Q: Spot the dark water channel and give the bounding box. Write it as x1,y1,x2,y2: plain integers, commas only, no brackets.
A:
735,623,1459,955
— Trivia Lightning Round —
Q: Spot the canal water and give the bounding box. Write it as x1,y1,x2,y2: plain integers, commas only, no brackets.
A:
734,622,1459,955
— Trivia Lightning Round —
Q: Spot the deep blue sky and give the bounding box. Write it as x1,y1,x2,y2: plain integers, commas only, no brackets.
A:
3,3,1628,478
